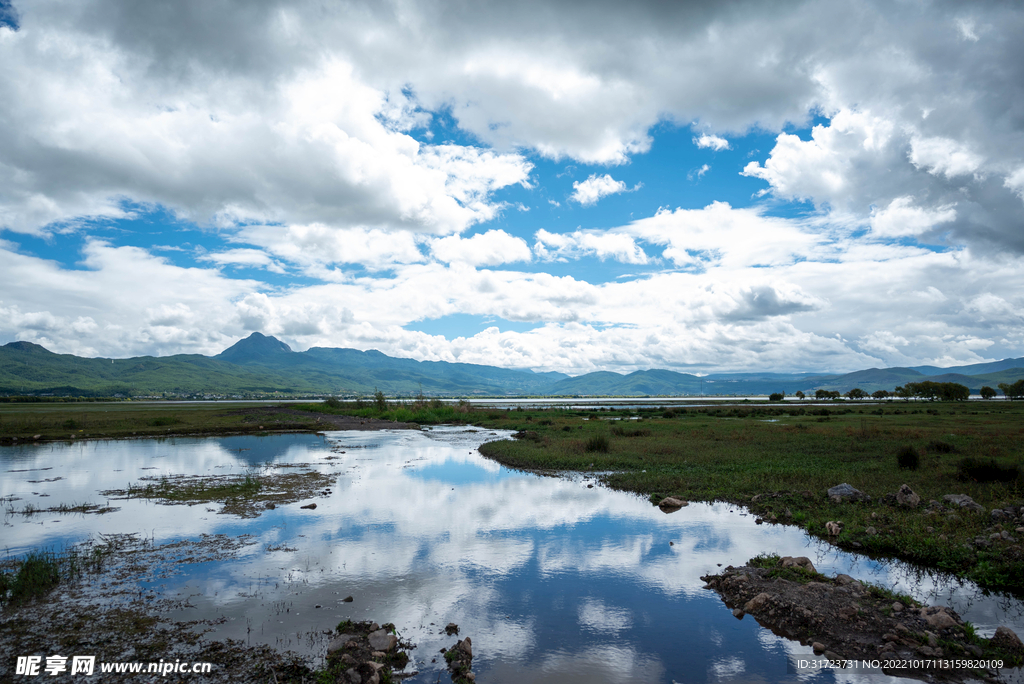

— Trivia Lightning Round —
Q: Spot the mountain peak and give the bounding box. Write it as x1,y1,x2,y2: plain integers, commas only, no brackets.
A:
216,332,292,363
3,340,53,354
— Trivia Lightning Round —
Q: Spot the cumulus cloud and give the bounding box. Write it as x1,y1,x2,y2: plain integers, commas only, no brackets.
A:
693,133,730,151
3,0,1024,372
534,229,648,265
570,174,628,206
430,230,532,266
869,196,957,238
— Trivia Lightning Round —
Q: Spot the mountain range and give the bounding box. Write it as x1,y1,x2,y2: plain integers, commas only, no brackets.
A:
1,332,1022,398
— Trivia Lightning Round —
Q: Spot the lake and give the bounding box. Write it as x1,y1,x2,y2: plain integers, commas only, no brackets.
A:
2,428,1022,682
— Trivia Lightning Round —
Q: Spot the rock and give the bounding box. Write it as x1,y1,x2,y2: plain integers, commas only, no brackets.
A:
920,607,959,631
458,637,473,658
266,503,276,510
445,622,460,636
328,634,358,654
828,483,868,503
826,521,843,536
732,608,744,618
812,642,826,654
991,626,1024,654
943,494,986,514
32,434,41,440
344,668,361,684
896,484,921,508
992,509,1009,522
342,595,354,602
925,631,939,647
834,574,857,586
368,629,397,652
658,496,688,511
891,602,904,613
865,526,877,535
744,592,772,612
300,503,317,510
780,556,816,573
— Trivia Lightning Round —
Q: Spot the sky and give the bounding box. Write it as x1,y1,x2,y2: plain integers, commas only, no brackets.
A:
1,0,1023,375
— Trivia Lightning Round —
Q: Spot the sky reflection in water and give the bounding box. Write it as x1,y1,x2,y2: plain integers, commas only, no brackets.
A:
2,429,1022,683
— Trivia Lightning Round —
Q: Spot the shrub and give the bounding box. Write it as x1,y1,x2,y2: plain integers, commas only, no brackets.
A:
324,397,342,409
926,440,956,454
896,445,920,470
585,434,610,453
374,387,387,412
957,457,1019,483
769,392,785,402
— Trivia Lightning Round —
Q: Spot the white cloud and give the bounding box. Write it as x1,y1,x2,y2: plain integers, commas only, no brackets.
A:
430,230,532,267
1005,167,1024,200
688,164,710,181
534,229,648,265
199,248,287,274
693,133,730,151
869,196,957,238
908,136,984,179
570,174,628,206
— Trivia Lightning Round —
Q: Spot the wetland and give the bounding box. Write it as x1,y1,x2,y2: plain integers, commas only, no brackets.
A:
2,399,1024,682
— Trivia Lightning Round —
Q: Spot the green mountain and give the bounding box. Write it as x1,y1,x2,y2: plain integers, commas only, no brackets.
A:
1,333,1022,398
0,334,568,397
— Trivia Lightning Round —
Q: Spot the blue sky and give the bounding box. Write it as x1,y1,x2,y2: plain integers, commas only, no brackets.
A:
1,0,1023,374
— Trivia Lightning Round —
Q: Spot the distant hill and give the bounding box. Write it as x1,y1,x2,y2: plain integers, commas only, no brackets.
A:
910,358,1024,376
1,333,1022,397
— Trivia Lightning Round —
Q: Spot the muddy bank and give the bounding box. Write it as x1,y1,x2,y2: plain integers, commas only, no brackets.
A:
701,554,1024,682
0,533,425,683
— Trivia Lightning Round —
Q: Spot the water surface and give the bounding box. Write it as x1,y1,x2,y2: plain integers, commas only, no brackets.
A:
3,429,1022,683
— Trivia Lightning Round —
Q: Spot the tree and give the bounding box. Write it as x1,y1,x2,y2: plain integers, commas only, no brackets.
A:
845,388,867,400
1000,379,1024,400
814,389,830,400
872,390,889,400
979,386,996,400
893,385,911,401
374,386,388,412
769,392,784,401
795,391,805,400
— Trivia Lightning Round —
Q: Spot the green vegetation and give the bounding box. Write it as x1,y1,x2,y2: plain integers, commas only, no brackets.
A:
0,401,319,442
100,468,335,517
0,544,111,606
292,398,473,425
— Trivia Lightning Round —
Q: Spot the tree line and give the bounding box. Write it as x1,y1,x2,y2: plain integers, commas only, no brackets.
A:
772,378,1024,401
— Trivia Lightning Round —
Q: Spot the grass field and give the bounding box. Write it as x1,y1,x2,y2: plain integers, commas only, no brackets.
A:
0,401,317,442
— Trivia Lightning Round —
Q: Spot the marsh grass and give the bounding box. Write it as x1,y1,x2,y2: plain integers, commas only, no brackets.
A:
123,470,264,502
0,402,319,441
0,543,112,606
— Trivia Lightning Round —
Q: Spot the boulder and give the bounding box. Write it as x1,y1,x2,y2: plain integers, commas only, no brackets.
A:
744,592,772,612
991,626,1024,654
825,521,843,536
780,556,816,573
328,634,358,654
658,496,688,511
919,607,959,631
300,503,317,510
458,637,473,658
827,483,868,503
896,484,921,508
368,629,397,652
943,494,986,514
